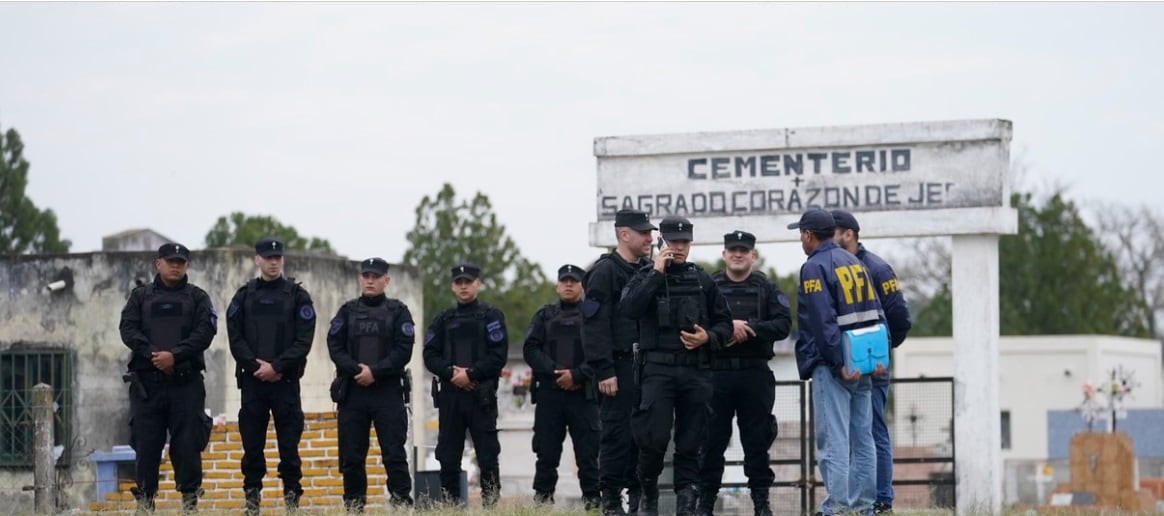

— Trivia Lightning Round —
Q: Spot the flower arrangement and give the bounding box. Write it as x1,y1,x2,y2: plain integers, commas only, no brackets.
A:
1078,365,1140,432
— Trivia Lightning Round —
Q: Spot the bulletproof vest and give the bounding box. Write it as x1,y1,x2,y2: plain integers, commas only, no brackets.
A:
444,305,488,367
598,254,642,353
243,279,296,361
141,284,196,352
716,274,766,321
543,304,582,369
641,265,706,352
346,299,397,365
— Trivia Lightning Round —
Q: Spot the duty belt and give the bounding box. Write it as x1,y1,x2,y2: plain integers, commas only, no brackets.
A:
710,357,769,370
642,350,702,367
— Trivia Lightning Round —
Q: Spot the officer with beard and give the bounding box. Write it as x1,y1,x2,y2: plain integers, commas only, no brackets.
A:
423,263,508,508
696,230,792,516
226,238,315,514
524,264,600,510
620,216,733,516
119,243,216,515
326,257,417,512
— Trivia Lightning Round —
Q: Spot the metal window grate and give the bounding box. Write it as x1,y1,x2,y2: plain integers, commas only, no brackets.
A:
0,349,74,467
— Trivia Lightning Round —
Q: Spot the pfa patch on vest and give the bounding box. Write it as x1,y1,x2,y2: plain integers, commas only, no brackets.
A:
299,305,315,320
402,322,415,337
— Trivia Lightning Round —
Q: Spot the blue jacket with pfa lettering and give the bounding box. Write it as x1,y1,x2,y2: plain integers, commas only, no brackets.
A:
795,240,884,380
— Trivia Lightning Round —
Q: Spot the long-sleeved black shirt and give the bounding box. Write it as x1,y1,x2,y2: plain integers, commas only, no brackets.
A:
581,252,647,381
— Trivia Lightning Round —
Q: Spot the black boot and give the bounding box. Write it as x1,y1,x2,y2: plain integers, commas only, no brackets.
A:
750,488,773,516
627,488,642,514
389,492,414,508
696,488,717,516
601,488,626,516
244,488,261,516
481,468,501,508
583,492,602,511
534,490,555,505
283,490,302,513
180,491,199,515
344,496,366,514
675,486,699,516
131,488,155,516
637,483,659,516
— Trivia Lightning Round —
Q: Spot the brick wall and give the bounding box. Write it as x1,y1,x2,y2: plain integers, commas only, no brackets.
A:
89,412,394,512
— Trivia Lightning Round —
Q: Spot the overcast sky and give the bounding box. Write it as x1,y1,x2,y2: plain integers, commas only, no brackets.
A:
2,2,1161,278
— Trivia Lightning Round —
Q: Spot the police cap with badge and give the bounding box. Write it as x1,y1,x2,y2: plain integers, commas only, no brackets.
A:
614,208,657,231
360,257,390,276
723,230,756,250
558,264,584,282
255,237,284,257
158,243,191,261
451,263,481,281
659,215,694,241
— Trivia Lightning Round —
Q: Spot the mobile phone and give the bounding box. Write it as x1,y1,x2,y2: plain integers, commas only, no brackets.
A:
656,236,668,250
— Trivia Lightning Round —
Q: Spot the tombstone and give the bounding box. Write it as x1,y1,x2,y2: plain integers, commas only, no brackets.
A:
1051,432,1156,510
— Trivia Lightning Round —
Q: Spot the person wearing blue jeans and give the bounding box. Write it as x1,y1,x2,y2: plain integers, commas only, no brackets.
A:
832,210,913,513
788,209,885,516
813,365,875,515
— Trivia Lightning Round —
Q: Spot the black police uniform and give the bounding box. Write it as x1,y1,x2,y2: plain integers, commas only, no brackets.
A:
225,238,315,511
583,209,655,516
422,263,508,507
696,231,792,516
118,243,216,513
524,264,600,508
326,258,416,511
620,217,733,516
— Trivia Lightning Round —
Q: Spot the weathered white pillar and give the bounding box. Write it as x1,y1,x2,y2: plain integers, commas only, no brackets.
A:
951,235,1003,514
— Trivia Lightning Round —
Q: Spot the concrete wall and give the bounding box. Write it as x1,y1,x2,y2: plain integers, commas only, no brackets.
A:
0,250,421,511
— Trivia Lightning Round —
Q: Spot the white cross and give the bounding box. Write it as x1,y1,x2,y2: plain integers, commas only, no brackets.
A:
271,241,277,250
174,245,180,254
736,232,742,240
460,266,465,273
678,223,684,231
567,265,572,272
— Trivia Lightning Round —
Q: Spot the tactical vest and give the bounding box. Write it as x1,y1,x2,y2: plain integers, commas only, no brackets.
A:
444,305,489,367
641,265,706,352
345,299,398,365
597,254,642,353
141,284,196,352
715,273,772,359
543,304,582,369
243,279,296,361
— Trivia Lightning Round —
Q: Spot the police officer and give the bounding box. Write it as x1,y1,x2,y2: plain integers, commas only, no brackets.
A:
119,243,216,514
226,238,315,514
326,257,416,512
583,208,655,516
696,230,792,516
422,263,507,508
831,210,912,514
789,209,883,516
621,216,733,516
524,264,601,510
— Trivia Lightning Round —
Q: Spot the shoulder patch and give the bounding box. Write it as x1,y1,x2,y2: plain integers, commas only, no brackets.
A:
227,300,240,318
489,329,505,343
209,306,218,328
582,298,600,318
328,318,343,336
424,330,436,345
777,292,791,308
486,320,503,333
298,305,315,320
401,322,415,337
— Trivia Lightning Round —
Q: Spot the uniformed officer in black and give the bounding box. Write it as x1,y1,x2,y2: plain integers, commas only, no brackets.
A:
422,263,507,508
524,264,601,510
620,216,733,516
583,208,655,516
226,238,315,514
696,230,792,516
326,258,416,512
119,243,216,515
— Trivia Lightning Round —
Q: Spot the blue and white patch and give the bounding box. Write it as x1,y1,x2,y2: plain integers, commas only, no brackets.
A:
486,320,503,333
328,318,344,336
582,298,600,318
777,293,791,308
401,322,415,337
489,330,505,343
424,330,436,345
209,306,218,328
227,300,239,318
525,321,537,340
299,305,316,320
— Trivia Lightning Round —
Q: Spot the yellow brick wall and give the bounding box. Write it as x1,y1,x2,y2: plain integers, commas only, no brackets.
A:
88,412,395,512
